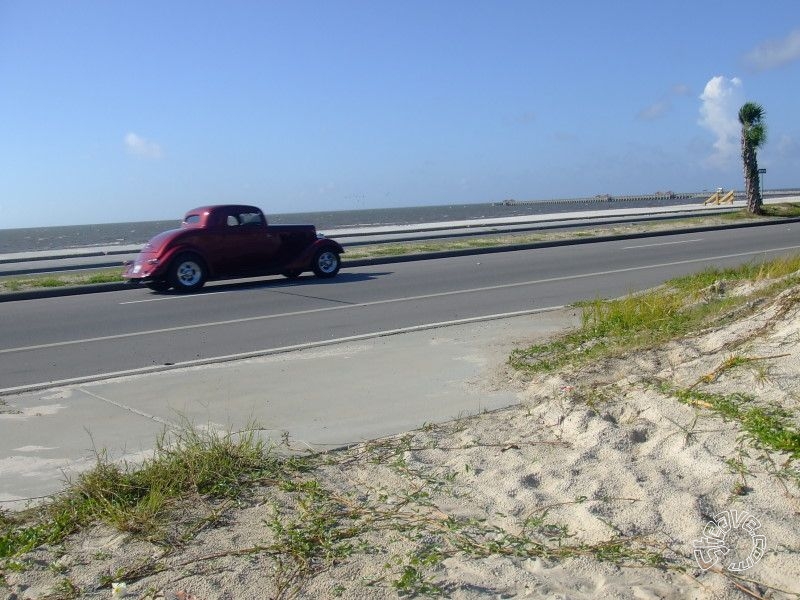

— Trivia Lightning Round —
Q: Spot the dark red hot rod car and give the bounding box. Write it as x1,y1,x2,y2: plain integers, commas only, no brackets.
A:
123,205,344,292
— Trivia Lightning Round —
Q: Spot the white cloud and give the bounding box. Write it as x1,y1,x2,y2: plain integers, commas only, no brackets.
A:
124,132,163,159
698,76,743,168
744,29,800,71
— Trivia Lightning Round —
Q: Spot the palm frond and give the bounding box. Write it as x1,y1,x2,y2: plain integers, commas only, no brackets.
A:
738,102,765,126
746,123,767,149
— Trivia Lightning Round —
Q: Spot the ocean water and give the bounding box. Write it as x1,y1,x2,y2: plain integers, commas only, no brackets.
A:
0,197,703,254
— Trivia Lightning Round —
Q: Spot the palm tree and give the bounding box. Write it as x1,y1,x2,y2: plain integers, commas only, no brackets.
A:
738,102,767,215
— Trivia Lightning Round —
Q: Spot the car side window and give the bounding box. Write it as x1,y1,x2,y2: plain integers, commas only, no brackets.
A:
238,212,263,226
226,215,240,226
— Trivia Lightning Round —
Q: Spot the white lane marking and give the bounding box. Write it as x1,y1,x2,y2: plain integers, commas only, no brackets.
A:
0,306,564,395
119,290,231,304
623,238,704,249
3,243,800,355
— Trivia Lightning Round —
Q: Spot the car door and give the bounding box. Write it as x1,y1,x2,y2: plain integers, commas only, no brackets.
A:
230,209,282,273
209,209,256,274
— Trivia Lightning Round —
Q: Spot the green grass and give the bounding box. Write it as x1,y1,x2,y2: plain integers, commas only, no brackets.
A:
510,255,800,374
344,235,545,260
669,254,800,296
716,202,800,220
343,220,693,261
660,385,800,458
762,202,800,217
510,288,716,373
0,424,308,558
0,269,124,292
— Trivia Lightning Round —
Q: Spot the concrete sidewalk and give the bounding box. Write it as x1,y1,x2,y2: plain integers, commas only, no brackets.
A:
0,309,577,510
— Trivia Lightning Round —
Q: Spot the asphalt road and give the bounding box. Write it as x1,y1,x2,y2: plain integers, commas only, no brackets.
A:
1,223,798,391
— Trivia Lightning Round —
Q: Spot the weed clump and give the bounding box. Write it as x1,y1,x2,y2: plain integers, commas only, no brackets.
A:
0,425,306,557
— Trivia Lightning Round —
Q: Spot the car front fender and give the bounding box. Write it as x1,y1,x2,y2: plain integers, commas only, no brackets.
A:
286,238,345,271
146,245,212,279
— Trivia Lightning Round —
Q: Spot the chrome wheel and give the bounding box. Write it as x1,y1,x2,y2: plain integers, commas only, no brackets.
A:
313,250,340,278
169,253,206,292
177,261,202,286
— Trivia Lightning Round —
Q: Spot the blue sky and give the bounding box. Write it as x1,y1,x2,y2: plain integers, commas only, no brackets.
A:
1,1,799,228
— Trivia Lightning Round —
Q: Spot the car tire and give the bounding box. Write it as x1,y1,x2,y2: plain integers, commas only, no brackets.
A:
312,249,340,278
146,280,172,292
282,270,303,279
169,253,207,292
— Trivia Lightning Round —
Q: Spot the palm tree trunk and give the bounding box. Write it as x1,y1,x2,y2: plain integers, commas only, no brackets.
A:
742,135,762,215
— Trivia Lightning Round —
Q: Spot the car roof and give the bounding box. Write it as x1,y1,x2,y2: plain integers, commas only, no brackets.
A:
185,205,262,216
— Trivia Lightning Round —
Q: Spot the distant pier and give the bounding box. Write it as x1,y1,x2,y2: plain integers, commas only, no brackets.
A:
498,192,708,207
497,189,800,207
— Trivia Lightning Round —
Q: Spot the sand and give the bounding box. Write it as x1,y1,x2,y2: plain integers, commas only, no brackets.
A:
3,282,800,599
